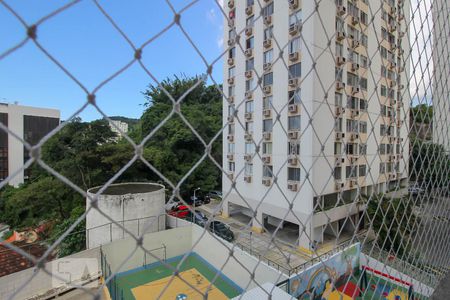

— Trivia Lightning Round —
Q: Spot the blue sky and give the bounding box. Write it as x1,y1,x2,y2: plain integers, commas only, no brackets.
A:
0,0,224,121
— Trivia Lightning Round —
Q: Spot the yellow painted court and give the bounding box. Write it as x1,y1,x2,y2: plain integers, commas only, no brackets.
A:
131,268,228,300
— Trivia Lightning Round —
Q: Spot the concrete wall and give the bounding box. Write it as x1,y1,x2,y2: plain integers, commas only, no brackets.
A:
101,226,192,274
360,253,434,297
86,183,166,249
191,225,288,290
0,248,100,300
0,103,60,186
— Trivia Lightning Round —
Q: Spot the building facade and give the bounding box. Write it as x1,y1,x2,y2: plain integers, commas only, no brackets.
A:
108,119,129,139
222,0,410,250
0,103,60,186
432,0,450,152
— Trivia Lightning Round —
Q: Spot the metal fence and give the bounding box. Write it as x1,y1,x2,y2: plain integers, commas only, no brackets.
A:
0,0,449,299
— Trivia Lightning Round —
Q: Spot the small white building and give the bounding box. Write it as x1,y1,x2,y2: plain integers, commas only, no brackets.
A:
108,119,129,139
0,103,60,186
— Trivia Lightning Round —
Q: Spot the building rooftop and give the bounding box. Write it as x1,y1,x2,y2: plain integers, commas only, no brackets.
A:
0,241,51,277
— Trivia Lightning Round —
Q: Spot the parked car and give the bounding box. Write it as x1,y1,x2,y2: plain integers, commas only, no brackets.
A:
209,221,234,242
186,210,208,227
208,190,222,200
168,205,190,218
185,196,203,207
408,184,425,196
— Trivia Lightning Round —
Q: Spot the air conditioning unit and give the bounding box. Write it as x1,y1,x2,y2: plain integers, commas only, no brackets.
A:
244,154,252,161
228,77,234,85
336,56,346,66
244,175,252,183
289,52,299,62
264,86,272,94
389,61,396,69
245,112,253,120
227,135,234,142
263,38,272,48
263,62,272,71
351,16,359,25
352,39,360,48
227,115,234,122
288,131,299,140
335,132,345,140
245,70,253,78
390,42,397,51
335,181,344,190
227,153,234,160
351,109,359,118
288,104,299,113
263,132,271,140
336,31,345,41
228,58,235,66
245,5,253,16
390,6,396,14
262,156,271,164
289,23,300,36
244,133,252,141
263,109,271,117
390,99,396,106
227,39,234,47
228,0,235,9
289,78,299,87
264,15,272,25
350,156,358,164
349,179,357,188
398,13,404,21
351,86,360,94
350,133,359,141
228,96,234,104
337,5,346,16
389,81,396,88
288,183,299,192
335,106,345,116
288,156,298,165
289,0,299,10
245,27,253,36
336,81,345,90
245,91,253,99
389,24,397,32
228,172,234,180
262,178,271,186
351,63,359,71
245,48,253,57
335,157,342,167
399,84,404,90
399,31,405,38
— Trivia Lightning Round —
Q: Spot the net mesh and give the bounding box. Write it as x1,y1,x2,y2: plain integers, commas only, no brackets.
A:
0,0,448,299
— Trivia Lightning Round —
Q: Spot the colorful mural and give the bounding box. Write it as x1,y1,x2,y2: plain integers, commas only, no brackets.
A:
288,243,361,299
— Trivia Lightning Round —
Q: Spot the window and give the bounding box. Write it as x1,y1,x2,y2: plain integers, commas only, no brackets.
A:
245,163,253,176
245,78,255,91
334,142,343,155
246,58,254,71
263,72,273,86
347,72,358,86
288,167,301,181
262,2,274,16
263,96,273,110
288,141,300,155
229,47,235,59
246,37,254,49
360,99,368,111
263,165,273,178
229,29,236,41
361,33,368,47
246,121,254,133
359,121,367,133
263,119,273,132
289,37,301,54
264,26,273,40
347,96,358,109
346,165,357,178
360,77,367,90
380,46,387,59
359,165,366,177
334,167,342,180
228,143,235,154
379,162,386,173
335,118,343,132
228,85,235,97
245,100,254,113
359,143,367,155
289,63,301,79
346,143,358,155
346,119,358,132
360,55,368,68
289,10,302,26
335,43,343,56
228,162,235,172
228,66,235,78
360,11,368,25
228,105,235,116
246,16,254,27
289,90,301,104
228,123,235,134
288,115,301,131
263,50,273,64
381,85,387,96
263,142,272,155
246,0,254,7
245,142,255,154
379,144,386,155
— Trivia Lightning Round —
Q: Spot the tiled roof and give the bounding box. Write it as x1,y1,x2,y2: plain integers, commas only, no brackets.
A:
0,241,51,277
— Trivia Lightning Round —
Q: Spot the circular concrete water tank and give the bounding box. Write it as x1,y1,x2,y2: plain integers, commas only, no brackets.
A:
86,182,165,248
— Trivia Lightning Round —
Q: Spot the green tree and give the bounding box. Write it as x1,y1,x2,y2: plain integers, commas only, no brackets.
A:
410,104,433,124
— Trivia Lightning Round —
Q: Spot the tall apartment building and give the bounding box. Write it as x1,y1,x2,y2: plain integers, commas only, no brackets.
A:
0,103,60,187
222,0,410,250
432,0,450,152
108,119,129,140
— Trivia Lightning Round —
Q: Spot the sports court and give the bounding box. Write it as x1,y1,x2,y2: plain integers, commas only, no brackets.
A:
109,252,242,300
